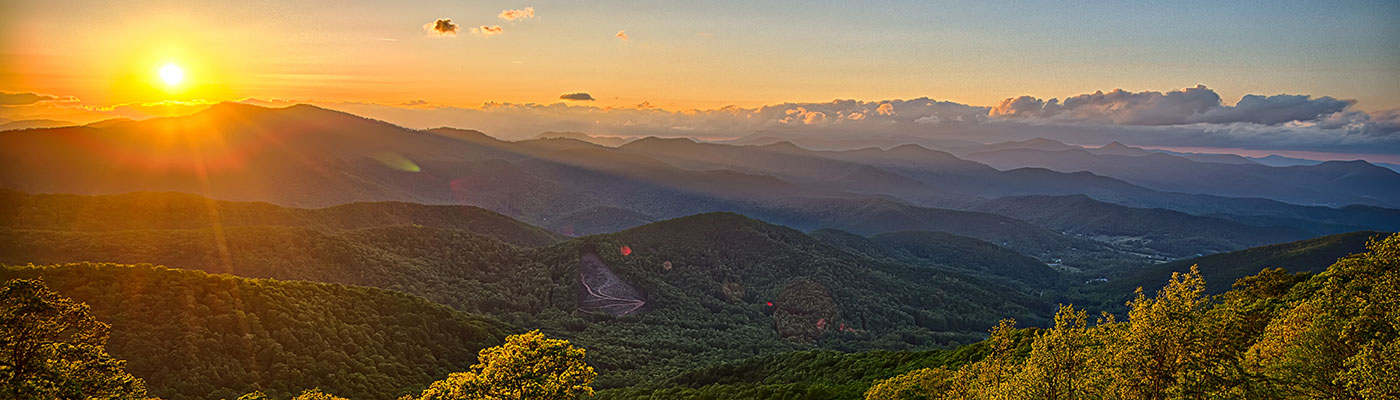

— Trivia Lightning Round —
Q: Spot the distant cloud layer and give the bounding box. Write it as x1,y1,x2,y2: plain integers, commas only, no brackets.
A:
472,25,503,36
4,86,1397,159
0,92,74,106
424,18,459,36
559,93,595,101
499,7,535,21
990,85,1354,126
286,88,1398,157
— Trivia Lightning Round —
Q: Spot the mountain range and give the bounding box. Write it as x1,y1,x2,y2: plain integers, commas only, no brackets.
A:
3,103,1396,261
4,103,1399,398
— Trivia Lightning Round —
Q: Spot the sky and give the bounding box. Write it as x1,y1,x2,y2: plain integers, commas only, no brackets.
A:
2,0,1398,159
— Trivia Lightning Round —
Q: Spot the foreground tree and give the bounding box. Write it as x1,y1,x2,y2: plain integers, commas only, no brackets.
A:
1248,234,1400,399
407,330,596,400
236,389,349,400
0,278,147,399
864,367,953,400
865,233,1400,400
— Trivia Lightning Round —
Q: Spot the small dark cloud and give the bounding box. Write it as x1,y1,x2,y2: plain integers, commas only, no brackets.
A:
499,7,535,21
615,30,629,40
424,18,460,36
0,92,69,106
560,92,595,101
402,100,428,106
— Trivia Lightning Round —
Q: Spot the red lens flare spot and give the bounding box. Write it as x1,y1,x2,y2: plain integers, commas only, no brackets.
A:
619,245,632,256
766,302,773,307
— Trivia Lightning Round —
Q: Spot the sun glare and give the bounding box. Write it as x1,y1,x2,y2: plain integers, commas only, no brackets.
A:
159,63,185,86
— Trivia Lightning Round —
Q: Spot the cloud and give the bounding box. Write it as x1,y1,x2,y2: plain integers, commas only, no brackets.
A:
876,103,895,116
0,92,75,106
499,7,535,21
472,25,504,36
616,30,629,40
559,93,596,101
20,85,1392,159
277,93,1399,157
989,85,1354,126
424,18,460,36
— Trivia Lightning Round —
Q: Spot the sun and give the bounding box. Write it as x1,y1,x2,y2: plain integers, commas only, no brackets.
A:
158,63,185,87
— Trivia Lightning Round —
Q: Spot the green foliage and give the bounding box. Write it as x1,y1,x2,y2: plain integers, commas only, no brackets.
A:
864,232,1400,400
291,388,352,400
1068,230,1381,315
1246,233,1400,399
0,278,148,400
1,198,1062,389
863,367,952,400
970,194,1313,257
1,263,509,400
597,341,998,399
0,190,562,247
810,229,1059,287
407,330,595,400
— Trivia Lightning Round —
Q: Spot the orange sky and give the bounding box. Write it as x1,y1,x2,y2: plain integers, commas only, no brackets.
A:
3,1,1397,115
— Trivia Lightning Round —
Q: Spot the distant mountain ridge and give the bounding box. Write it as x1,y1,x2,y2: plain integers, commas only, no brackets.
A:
532,131,635,147
4,102,1397,254
964,144,1400,207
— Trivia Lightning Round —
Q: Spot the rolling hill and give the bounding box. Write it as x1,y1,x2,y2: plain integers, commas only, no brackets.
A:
0,263,509,400
968,194,1313,257
0,191,1072,388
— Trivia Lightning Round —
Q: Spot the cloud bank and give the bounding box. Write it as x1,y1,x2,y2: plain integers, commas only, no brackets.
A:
990,85,1355,126
291,87,1398,157
424,18,459,36
4,86,1396,159
0,92,75,106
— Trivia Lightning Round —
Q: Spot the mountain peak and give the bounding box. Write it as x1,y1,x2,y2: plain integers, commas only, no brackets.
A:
619,136,698,150
758,140,804,151
982,137,1075,152
1091,141,1150,156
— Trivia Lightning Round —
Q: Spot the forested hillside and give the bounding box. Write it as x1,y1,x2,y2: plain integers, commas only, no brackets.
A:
969,194,1313,256
0,190,562,247
2,189,1393,399
0,263,509,400
0,193,1072,388
857,232,1400,399
598,232,1400,399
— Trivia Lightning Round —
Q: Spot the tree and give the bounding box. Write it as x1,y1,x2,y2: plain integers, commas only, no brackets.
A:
1097,266,1212,400
1248,233,1400,399
0,278,148,399
291,388,351,400
864,367,952,400
940,319,1022,400
1007,305,1101,400
408,330,595,400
